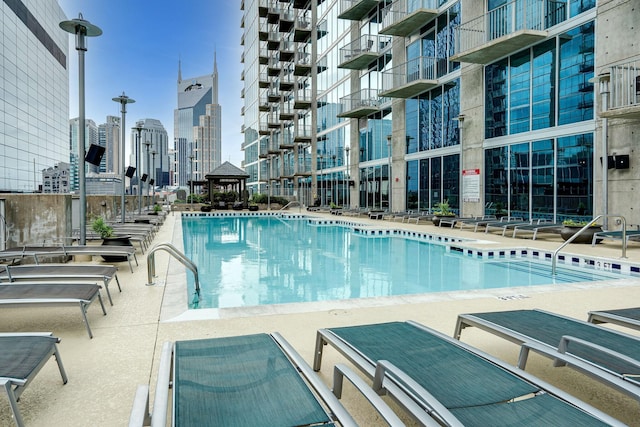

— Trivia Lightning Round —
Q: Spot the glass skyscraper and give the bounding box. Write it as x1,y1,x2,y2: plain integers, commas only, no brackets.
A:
0,0,69,192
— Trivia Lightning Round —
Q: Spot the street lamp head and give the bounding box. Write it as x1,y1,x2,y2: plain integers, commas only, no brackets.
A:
59,14,102,51
112,91,135,105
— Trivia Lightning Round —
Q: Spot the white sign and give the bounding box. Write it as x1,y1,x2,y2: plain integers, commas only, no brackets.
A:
462,169,480,202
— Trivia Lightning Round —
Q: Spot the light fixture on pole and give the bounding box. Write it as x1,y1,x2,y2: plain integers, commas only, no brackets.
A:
112,92,135,223
386,134,392,213
132,125,144,215
344,146,350,207
151,150,157,205
188,154,195,209
60,13,102,245
144,139,152,207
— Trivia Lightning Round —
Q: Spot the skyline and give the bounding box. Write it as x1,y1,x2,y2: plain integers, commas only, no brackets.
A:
58,0,245,169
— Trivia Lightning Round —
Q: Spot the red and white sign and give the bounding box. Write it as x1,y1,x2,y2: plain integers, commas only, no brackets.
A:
462,169,480,202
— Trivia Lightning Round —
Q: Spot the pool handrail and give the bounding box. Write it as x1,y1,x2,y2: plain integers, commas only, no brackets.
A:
552,214,626,275
146,242,200,295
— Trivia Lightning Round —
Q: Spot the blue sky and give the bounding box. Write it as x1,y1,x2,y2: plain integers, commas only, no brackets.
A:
58,0,245,166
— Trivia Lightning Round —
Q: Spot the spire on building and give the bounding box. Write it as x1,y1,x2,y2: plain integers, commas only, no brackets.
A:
212,48,218,104
178,58,182,83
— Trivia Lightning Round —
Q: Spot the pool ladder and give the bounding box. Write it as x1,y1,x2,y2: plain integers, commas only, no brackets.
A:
552,214,626,275
146,242,200,295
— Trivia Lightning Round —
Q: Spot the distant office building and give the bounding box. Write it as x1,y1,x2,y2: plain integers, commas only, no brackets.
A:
174,54,222,186
98,115,121,174
130,119,170,189
85,172,123,195
42,162,70,194
0,0,69,192
69,118,99,192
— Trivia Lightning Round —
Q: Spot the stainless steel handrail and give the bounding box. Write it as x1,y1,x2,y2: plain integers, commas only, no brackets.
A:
552,214,626,275
146,242,200,294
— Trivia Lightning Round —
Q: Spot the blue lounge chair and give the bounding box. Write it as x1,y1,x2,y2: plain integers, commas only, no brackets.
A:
130,333,402,427
314,321,620,426
512,221,563,239
455,309,640,403
588,307,640,332
591,229,640,246
1,333,68,427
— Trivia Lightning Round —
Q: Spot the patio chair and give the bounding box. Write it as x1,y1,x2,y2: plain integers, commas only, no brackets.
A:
1,333,68,427
588,307,640,332
591,229,640,246
512,221,563,240
456,215,496,230
0,264,120,306
0,283,106,338
455,309,640,402
130,333,402,427
314,321,620,426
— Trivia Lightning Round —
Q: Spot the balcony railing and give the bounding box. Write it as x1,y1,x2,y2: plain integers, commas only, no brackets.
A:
338,0,380,21
294,15,312,42
294,85,312,109
294,123,312,142
337,89,381,118
380,0,438,37
380,56,440,98
452,0,566,64
338,34,391,70
600,58,640,120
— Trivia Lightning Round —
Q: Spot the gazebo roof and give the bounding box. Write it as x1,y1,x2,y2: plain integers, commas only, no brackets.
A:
205,161,249,180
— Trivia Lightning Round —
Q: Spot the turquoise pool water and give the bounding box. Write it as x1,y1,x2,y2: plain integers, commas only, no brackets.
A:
181,216,623,309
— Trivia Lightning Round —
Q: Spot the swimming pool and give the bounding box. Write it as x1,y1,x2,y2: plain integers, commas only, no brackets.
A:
181,215,625,309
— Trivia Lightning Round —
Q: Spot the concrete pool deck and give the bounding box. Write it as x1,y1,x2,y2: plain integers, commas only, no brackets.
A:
1,211,640,426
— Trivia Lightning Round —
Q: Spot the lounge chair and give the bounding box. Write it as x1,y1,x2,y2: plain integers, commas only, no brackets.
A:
591,229,640,246
588,307,640,332
1,333,68,426
0,245,138,273
455,309,640,402
0,264,120,306
130,333,402,427
456,215,496,230
0,283,106,338
483,217,527,234
314,321,620,426
512,221,563,240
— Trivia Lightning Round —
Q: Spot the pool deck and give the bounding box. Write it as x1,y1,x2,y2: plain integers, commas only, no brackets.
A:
2,211,640,426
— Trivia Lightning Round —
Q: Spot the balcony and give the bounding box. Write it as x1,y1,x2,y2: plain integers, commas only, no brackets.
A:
279,100,295,121
380,0,438,37
337,89,381,118
267,7,280,24
380,56,439,98
259,71,271,88
267,111,281,129
599,59,640,120
294,84,312,109
338,35,391,70
259,118,271,135
267,56,281,76
451,0,566,64
293,0,310,9
279,128,295,149
279,68,295,91
338,0,380,21
294,15,312,42
267,31,281,50
294,123,312,142
279,10,295,32
280,40,295,62
267,86,281,102
294,50,312,76
259,95,271,111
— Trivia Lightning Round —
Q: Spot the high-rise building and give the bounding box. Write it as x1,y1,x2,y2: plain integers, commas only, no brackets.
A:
98,115,121,174
69,117,99,192
130,119,170,188
174,55,222,186
0,0,69,192
241,0,640,225
42,162,70,194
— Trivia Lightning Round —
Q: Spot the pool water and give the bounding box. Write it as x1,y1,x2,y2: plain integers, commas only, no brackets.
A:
181,216,622,309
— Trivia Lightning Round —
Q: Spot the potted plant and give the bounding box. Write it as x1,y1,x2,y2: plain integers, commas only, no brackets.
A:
560,219,603,244
91,217,132,261
149,204,162,215
494,201,507,219
431,200,456,226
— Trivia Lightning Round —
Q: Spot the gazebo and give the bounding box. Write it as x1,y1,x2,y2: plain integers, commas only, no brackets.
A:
204,161,251,206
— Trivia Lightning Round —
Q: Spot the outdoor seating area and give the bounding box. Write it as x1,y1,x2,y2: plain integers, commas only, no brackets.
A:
1,210,640,426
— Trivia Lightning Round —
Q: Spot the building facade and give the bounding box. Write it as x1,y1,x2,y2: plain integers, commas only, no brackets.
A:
0,0,69,192
174,57,222,187
69,117,98,192
241,0,640,225
129,118,171,189
42,162,70,193
98,115,121,174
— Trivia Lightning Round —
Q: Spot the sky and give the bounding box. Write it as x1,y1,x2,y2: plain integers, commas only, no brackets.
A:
58,0,245,166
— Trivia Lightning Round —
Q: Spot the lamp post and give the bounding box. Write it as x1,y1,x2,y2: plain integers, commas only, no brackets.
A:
319,154,323,206
132,125,144,215
60,14,102,245
386,134,392,213
144,139,151,210
112,92,136,223
151,150,157,206
345,146,350,208
188,154,194,209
